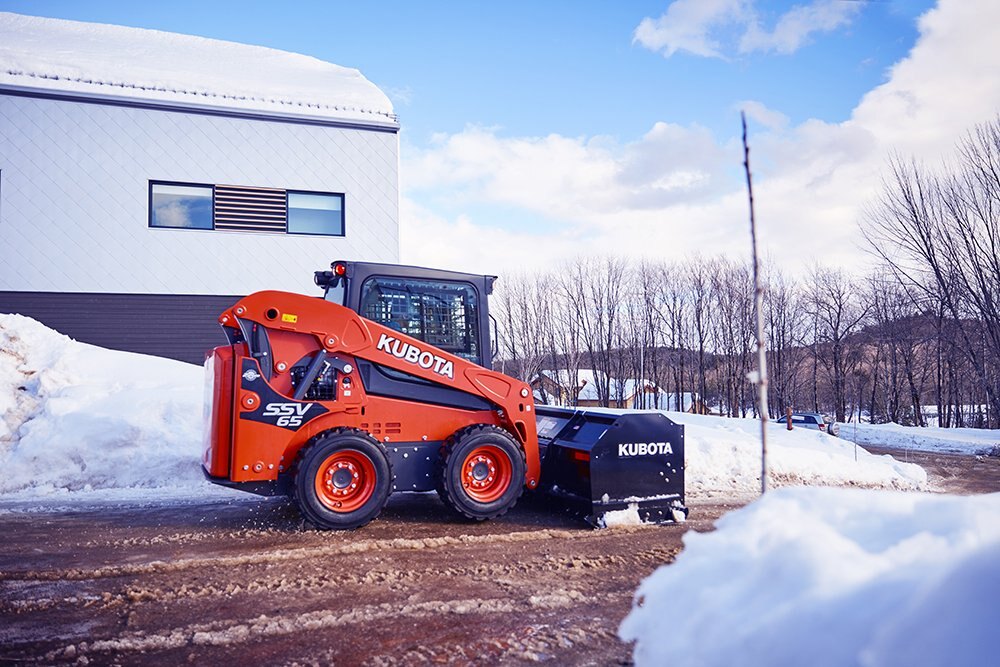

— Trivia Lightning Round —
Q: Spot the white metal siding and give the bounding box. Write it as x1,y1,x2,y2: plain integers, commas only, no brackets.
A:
0,93,400,295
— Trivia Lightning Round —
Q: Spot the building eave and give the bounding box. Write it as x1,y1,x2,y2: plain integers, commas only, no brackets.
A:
0,83,400,133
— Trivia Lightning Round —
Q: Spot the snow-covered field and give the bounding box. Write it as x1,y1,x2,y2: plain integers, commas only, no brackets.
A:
0,314,937,504
620,486,1000,666
842,421,1000,456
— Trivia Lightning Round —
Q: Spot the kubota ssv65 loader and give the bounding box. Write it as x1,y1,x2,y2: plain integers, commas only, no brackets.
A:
203,260,686,529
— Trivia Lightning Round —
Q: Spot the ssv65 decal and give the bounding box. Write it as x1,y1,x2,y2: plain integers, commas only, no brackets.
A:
239,359,327,431
262,402,312,428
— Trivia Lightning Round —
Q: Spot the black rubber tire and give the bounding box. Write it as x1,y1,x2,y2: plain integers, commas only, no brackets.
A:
292,428,392,530
436,424,526,521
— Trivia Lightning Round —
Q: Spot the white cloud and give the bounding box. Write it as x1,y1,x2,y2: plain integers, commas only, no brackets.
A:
738,100,790,131
635,0,860,59
850,0,1000,159
633,0,748,58
739,1,862,55
401,0,1000,278
399,190,750,277
404,122,735,223
399,199,534,273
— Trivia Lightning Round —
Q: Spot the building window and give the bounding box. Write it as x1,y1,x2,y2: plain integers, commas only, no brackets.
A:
287,191,344,236
150,183,213,229
149,181,345,237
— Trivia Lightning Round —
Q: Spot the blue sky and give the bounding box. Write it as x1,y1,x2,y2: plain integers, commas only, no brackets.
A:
4,0,994,275
0,1,930,139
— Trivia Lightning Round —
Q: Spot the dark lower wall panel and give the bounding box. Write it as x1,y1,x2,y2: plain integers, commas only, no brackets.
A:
0,292,245,365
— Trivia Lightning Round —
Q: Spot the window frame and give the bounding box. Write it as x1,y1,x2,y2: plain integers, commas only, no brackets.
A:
285,189,346,238
358,275,482,363
148,181,348,237
148,180,216,231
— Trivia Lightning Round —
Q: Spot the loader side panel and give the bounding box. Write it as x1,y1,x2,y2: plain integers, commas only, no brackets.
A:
222,352,508,488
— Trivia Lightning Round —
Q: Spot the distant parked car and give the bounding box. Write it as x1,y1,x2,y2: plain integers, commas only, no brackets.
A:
789,412,840,437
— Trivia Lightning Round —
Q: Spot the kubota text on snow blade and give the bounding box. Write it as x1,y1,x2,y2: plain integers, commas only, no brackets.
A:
202,260,686,529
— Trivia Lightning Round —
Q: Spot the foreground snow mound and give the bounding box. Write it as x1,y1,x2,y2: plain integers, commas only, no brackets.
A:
843,421,1000,456
620,487,1000,667
665,412,927,495
0,314,221,498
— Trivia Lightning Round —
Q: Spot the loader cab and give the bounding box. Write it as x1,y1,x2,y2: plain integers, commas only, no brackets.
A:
315,260,497,369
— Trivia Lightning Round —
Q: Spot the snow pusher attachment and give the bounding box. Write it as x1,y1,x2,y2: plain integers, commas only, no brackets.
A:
535,406,686,526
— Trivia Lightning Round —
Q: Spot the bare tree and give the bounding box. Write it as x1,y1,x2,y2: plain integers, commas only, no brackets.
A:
864,118,1000,426
559,257,627,407
686,258,715,413
764,266,807,418
709,259,754,416
493,272,549,385
805,267,869,423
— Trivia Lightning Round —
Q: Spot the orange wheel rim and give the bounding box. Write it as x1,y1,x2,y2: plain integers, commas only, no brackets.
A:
314,449,377,512
461,445,513,503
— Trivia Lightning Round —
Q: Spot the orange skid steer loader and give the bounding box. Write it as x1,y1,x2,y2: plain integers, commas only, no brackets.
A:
203,261,686,529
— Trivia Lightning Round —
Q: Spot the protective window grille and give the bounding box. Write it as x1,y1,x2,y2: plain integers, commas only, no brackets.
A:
213,185,287,232
359,277,480,362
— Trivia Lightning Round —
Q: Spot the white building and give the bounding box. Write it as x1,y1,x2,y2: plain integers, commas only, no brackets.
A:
0,13,400,362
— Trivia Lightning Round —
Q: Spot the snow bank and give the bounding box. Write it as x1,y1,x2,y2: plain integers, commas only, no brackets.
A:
0,12,395,125
665,412,927,496
0,315,925,504
620,487,1000,667
0,314,229,501
842,421,1000,456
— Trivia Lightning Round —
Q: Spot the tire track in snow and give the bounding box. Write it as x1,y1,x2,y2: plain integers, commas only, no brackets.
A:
38,590,610,662
0,528,588,582
360,619,619,666
1,544,680,613
3,524,670,584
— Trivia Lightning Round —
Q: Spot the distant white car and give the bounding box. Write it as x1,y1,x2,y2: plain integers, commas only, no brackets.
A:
789,412,840,437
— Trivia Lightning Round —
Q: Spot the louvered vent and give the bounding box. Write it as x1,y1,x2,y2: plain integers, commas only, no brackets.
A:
214,185,287,232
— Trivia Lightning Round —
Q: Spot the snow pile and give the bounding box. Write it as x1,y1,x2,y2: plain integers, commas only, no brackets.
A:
0,12,394,124
666,412,927,496
620,487,1000,667
842,421,1000,456
0,314,225,500
599,503,643,528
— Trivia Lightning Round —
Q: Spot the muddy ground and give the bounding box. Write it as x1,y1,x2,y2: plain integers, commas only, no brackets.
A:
1,448,997,666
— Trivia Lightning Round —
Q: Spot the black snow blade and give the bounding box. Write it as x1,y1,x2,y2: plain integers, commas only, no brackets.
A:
535,406,686,527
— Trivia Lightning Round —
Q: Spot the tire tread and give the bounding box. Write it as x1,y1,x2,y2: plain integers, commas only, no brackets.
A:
436,424,526,521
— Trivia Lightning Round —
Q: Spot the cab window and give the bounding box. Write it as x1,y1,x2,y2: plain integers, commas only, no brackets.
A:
360,277,480,363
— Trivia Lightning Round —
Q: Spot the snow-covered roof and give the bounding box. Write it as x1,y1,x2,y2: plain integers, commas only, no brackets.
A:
0,12,396,127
